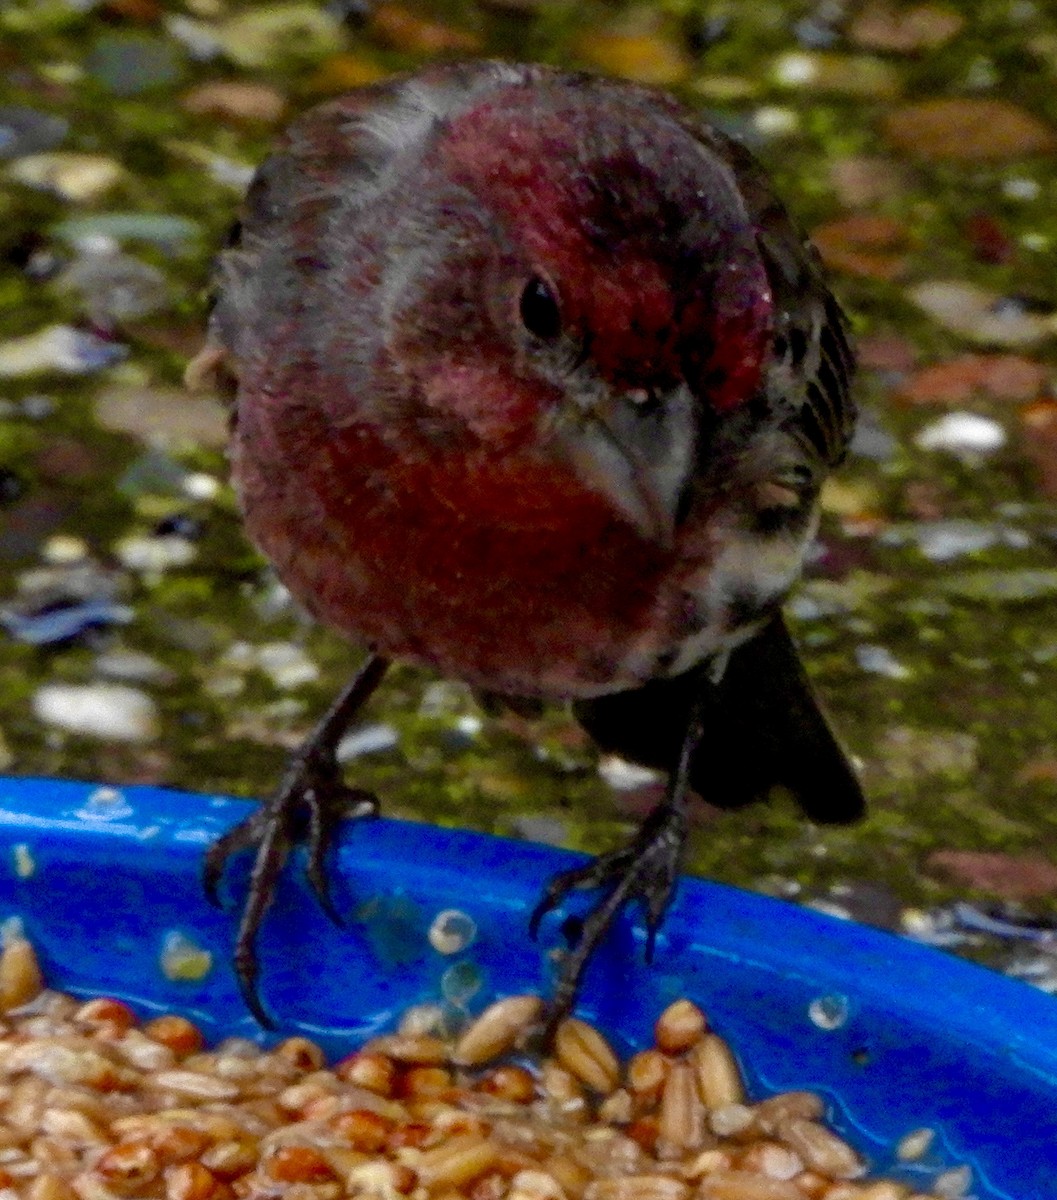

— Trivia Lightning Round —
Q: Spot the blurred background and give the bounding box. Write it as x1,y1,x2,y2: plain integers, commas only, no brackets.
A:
1,0,1056,983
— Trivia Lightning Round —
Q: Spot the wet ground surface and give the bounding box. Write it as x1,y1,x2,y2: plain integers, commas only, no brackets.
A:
1,1,1056,988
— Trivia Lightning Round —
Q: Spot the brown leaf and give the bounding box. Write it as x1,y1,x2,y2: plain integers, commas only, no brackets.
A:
1021,399,1057,499
857,334,918,373
899,354,1048,404
181,81,287,125
927,849,1057,899
830,155,911,207
849,3,964,52
811,214,911,280
884,99,1057,160
370,3,482,53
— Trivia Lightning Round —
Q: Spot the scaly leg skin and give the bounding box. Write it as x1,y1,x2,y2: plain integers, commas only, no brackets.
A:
204,654,390,1027
531,684,708,1033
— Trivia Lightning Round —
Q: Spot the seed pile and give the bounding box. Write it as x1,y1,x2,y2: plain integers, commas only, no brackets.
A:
0,937,957,1200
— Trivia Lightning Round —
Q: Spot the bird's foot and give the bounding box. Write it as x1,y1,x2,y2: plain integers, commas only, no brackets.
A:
530,803,687,1033
204,751,377,1027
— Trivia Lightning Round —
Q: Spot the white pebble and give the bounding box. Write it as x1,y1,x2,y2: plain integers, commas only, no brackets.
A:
0,325,122,377
6,152,124,202
1002,176,1041,201
256,641,319,689
336,723,399,760
754,106,800,136
597,754,664,791
910,280,1052,346
41,535,88,564
32,683,158,742
855,644,912,680
182,471,221,500
772,51,818,85
915,412,1007,456
115,533,197,572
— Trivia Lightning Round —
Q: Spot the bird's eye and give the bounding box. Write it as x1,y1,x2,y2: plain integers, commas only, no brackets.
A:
519,276,562,340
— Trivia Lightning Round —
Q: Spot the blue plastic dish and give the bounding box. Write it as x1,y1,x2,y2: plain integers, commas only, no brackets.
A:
0,775,1055,1197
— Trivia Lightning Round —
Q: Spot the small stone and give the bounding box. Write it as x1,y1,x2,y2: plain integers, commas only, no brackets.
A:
915,412,1006,456
0,326,126,377
59,251,169,324
0,107,69,159
115,533,197,573
32,683,159,742
256,642,319,689
849,2,964,52
182,80,287,124
7,153,124,202
771,51,901,97
217,4,344,68
909,281,1054,347
336,723,399,760
884,99,1056,161
94,385,228,446
597,754,665,790
855,644,912,679
86,32,184,96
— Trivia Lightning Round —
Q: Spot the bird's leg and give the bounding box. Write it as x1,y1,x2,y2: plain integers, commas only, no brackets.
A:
531,681,708,1031
204,654,390,1025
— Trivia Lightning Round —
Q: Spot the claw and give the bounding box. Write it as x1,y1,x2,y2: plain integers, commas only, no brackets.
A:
204,655,391,1025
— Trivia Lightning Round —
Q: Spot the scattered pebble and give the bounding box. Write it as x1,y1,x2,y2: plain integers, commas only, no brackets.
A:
598,754,666,791
94,384,228,446
6,152,124,202
0,325,126,377
855,644,912,679
85,32,185,95
910,281,1055,347
114,533,197,573
256,641,320,689
216,4,344,68
58,250,169,324
0,106,69,159
915,412,1007,455
32,682,159,742
336,723,399,760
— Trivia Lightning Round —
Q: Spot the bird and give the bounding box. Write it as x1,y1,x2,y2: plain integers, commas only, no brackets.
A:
188,59,865,1029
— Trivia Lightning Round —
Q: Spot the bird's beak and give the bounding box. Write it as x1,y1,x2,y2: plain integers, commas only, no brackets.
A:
554,383,698,550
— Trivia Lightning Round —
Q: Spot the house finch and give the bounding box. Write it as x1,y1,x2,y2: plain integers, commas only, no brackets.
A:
190,60,864,1028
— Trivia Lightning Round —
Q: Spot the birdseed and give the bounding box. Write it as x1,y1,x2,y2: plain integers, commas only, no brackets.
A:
0,937,960,1199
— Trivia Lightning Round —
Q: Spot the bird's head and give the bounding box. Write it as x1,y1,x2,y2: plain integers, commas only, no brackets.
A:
364,78,776,545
